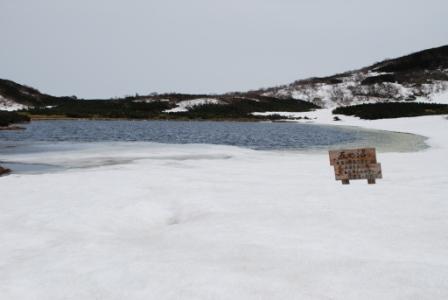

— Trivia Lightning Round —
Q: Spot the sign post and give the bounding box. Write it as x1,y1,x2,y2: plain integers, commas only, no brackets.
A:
329,148,382,185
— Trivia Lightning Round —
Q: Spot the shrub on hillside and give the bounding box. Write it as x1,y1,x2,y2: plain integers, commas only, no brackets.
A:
333,102,448,120
0,111,30,127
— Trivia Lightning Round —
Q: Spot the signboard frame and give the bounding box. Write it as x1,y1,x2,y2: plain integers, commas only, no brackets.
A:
329,148,382,185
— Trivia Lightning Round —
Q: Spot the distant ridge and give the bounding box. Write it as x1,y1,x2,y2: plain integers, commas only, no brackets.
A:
1,45,448,111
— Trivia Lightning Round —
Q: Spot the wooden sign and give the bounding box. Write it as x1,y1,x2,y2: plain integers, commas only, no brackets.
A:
329,148,382,185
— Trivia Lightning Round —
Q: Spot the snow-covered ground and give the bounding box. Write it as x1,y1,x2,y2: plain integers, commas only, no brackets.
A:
164,98,223,113
1,112,448,299
418,88,448,104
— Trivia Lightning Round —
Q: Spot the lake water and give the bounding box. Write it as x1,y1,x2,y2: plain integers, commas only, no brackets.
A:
0,120,427,174
0,120,427,151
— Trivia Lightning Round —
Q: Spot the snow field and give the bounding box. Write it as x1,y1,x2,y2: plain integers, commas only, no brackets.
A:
0,114,448,299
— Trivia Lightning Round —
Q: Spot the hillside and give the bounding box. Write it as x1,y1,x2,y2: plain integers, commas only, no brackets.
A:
258,45,448,107
1,45,448,116
0,80,318,121
0,79,77,110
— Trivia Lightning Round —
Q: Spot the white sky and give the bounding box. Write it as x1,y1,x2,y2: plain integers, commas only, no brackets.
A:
1,0,447,98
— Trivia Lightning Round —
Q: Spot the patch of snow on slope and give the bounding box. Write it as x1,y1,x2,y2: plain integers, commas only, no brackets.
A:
416,82,448,104
164,98,223,113
0,95,27,111
134,98,171,103
430,89,448,104
264,70,448,108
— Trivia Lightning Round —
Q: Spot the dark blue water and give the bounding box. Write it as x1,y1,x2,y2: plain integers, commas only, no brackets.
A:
0,120,427,174
0,120,361,150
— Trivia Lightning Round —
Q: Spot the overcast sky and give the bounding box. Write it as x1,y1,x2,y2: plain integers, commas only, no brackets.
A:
1,0,447,98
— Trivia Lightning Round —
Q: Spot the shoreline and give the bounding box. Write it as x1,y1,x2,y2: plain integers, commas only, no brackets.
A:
23,109,440,144
27,114,286,123
0,125,25,131
256,108,448,148
28,111,438,154
3,109,444,145
0,116,429,155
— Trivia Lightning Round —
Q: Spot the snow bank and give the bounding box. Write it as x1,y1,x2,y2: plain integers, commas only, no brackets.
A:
0,113,448,299
164,98,223,113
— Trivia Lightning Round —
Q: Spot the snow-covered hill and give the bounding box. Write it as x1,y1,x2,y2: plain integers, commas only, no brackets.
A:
261,71,448,108
0,79,52,111
1,45,448,111
260,45,448,108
